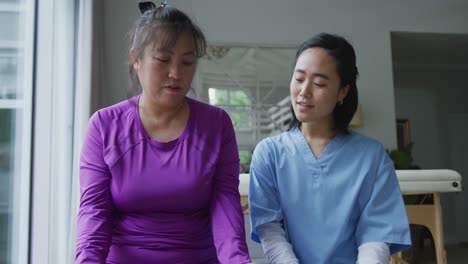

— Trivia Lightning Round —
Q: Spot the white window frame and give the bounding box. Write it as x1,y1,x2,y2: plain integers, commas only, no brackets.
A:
30,0,76,263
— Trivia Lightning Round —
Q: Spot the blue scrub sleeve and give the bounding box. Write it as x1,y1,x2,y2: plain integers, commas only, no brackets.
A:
249,139,284,243
355,151,412,254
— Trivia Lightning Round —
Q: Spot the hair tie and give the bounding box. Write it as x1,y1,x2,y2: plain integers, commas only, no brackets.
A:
138,1,168,14
138,2,156,14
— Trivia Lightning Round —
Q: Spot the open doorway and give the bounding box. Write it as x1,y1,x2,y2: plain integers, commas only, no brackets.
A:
391,31,468,249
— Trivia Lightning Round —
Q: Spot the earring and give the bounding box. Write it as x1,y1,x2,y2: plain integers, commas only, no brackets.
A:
338,99,343,105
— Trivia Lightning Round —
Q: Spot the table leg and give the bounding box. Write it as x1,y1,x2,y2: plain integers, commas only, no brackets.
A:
433,193,447,264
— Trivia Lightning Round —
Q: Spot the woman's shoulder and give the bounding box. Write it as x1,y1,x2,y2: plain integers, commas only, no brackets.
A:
95,97,135,117
253,129,297,155
344,130,387,154
187,97,227,116
187,97,233,129
89,97,136,131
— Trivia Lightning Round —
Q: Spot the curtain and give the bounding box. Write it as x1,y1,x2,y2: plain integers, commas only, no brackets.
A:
66,0,105,262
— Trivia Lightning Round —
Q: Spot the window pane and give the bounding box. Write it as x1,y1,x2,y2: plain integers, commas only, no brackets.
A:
231,111,251,128
0,109,16,263
0,49,21,99
207,88,252,128
230,90,249,106
208,88,228,106
0,13,19,42
0,0,33,262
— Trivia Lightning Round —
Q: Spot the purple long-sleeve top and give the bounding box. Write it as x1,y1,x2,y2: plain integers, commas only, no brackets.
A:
75,96,251,264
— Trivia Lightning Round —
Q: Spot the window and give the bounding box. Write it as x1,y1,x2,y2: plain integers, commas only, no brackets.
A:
0,0,35,263
200,45,296,147
208,88,252,129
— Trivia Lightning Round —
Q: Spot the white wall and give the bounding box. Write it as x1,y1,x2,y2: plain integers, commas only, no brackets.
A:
393,68,443,169
102,0,139,106
394,67,468,168
102,0,468,149
447,114,468,244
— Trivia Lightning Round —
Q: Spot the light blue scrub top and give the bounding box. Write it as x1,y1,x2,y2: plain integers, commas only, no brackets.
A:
249,128,411,263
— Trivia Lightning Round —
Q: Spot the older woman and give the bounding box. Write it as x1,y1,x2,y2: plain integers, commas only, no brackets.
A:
75,2,251,263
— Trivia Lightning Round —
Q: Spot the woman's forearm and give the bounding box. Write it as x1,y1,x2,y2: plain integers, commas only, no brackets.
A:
257,222,299,264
